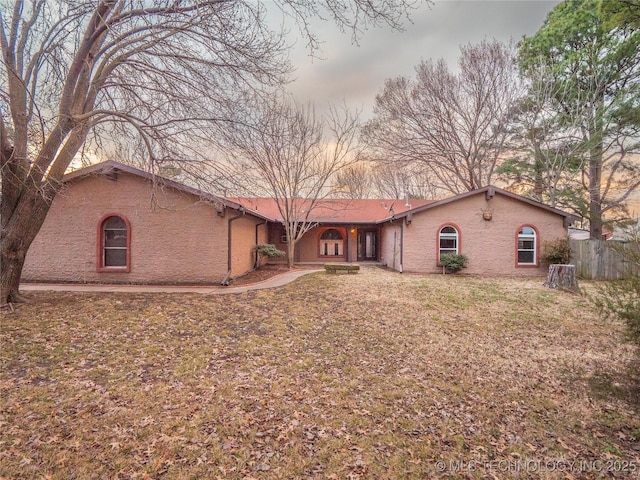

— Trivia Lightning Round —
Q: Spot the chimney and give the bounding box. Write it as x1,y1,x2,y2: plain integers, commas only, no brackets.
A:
405,193,411,209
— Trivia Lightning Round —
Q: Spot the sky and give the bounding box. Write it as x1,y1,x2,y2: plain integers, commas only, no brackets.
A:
275,0,561,120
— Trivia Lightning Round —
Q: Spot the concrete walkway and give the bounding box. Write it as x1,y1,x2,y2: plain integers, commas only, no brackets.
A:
20,269,323,295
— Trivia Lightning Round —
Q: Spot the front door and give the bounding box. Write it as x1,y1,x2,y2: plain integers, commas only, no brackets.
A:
357,229,378,261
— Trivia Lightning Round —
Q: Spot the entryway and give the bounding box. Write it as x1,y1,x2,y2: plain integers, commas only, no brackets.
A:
357,229,378,261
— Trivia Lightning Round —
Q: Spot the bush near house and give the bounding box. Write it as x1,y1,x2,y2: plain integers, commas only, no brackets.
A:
439,253,468,273
254,243,285,268
542,238,572,265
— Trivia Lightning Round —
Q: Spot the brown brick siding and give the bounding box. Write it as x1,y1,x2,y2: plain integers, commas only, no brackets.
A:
399,192,568,276
231,216,266,275
27,176,569,282
380,224,402,270
296,226,349,262
269,225,365,263
23,173,262,284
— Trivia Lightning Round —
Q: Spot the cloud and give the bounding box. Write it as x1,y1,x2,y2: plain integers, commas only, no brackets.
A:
280,0,560,119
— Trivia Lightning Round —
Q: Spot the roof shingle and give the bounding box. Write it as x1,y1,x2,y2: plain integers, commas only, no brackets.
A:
229,197,435,223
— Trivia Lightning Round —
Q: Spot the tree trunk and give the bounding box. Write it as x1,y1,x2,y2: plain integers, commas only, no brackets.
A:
588,96,604,240
1,189,53,304
1,242,27,303
589,139,603,239
543,264,579,293
533,141,544,200
287,240,295,269
589,193,603,240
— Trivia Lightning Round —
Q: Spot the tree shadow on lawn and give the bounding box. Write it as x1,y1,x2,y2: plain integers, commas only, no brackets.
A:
587,359,640,410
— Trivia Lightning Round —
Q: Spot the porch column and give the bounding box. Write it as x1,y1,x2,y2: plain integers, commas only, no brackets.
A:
348,226,357,262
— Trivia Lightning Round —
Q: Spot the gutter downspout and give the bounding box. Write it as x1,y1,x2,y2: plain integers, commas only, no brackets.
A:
254,220,267,269
399,220,404,273
221,208,245,286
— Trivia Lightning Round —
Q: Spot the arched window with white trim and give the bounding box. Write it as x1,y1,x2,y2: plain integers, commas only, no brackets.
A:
439,225,459,259
517,226,537,266
320,228,344,257
98,215,131,271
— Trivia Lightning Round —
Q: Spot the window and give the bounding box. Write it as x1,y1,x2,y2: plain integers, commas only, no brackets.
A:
439,225,459,259
320,228,344,257
98,215,130,271
517,226,537,265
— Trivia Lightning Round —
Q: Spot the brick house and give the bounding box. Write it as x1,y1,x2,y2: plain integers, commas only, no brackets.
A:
229,197,432,265
379,186,574,276
22,161,270,285
22,161,574,284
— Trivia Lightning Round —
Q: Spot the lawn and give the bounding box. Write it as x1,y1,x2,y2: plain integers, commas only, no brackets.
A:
1,268,639,479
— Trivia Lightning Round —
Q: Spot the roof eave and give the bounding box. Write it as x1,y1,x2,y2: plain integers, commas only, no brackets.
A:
62,160,274,220
380,185,575,224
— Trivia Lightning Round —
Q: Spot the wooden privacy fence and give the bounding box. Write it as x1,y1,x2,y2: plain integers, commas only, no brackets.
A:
569,239,639,280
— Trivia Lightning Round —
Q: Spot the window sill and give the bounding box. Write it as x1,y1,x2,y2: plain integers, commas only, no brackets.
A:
97,266,131,273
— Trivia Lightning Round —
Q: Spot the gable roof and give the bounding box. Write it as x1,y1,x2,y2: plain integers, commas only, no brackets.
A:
64,162,575,226
63,160,272,220
65,161,432,224
378,185,577,226
229,197,434,224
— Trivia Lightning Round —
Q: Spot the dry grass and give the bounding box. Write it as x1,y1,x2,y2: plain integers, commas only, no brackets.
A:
1,268,639,479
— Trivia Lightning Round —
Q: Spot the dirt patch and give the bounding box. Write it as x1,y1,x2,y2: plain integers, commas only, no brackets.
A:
230,264,301,286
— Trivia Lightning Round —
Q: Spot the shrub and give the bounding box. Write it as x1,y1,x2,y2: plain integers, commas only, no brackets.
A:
591,239,640,378
439,253,468,273
542,238,572,265
254,243,285,268
592,240,640,358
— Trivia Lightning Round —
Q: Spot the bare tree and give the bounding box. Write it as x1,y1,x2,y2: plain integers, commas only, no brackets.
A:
224,97,362,267
363,39,520,194
0,0,426,304
334,161,372,199
370,161,440,199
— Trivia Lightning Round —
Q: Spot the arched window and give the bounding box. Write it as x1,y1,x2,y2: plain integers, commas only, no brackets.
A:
517,226,537,266
439,225,459,259
320,228,344,257
98,215,131,271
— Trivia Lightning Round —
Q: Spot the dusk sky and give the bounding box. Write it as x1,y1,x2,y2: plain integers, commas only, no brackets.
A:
275,0,561,120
